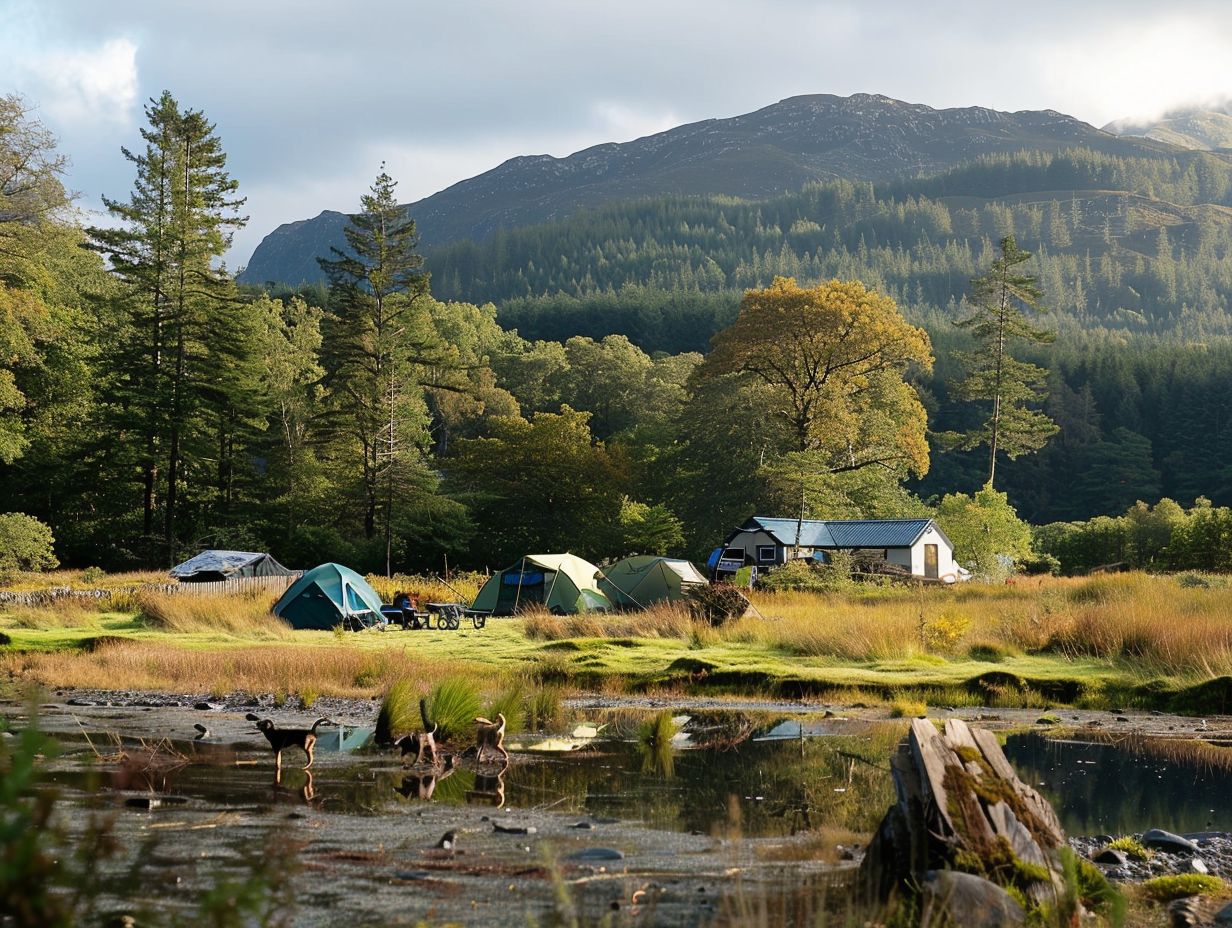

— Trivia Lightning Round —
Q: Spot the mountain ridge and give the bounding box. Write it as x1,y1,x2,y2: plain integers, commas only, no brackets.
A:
239,92,1181,287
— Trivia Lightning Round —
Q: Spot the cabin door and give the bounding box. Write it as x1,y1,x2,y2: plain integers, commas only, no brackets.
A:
924,544,939,579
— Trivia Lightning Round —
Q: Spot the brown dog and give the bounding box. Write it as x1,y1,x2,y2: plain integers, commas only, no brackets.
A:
473,713,508,763
246,713,330,770
395,723,439,767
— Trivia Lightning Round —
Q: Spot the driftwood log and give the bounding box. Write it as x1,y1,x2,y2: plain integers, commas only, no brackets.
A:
860,718,1067,921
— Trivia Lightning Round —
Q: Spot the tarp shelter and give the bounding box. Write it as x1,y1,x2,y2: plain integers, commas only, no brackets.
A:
171,550,294,582
471,554,612,616
272,563,385,630
599,555,708,608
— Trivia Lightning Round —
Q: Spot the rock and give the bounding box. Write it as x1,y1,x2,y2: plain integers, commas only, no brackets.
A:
393,869,431,880
921,871,1025,927
1092,848,1129,867
1144,829,1201,854
566,848,625,862
1105,867,1132,881
1214,901,1232,924
569,821,594,829
193,702,214,710
1186,858,1209,874
125,797,161,810
1094,834,1114,844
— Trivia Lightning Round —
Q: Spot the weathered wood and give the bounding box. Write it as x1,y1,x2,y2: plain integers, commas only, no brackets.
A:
860,719,1071,915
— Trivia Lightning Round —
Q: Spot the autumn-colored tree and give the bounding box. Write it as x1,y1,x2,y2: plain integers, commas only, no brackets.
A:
700,276,933,474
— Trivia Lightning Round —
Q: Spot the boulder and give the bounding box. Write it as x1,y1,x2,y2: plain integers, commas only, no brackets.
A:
921,871,1025,928
1143,829,1201,854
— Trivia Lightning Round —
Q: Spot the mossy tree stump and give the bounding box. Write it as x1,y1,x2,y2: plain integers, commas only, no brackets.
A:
860,718,1067,910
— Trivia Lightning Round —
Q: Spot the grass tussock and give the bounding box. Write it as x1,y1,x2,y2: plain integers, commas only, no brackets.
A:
136,589,288,638
375,680,421,744
427,676,483,743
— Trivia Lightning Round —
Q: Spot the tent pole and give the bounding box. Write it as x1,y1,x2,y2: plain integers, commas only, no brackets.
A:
513,557,526,613
544,561,560,610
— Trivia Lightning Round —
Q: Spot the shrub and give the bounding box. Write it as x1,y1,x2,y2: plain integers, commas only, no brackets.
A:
757,556,854,593
80,566,105,585
922,611,971,653
0,512,58,582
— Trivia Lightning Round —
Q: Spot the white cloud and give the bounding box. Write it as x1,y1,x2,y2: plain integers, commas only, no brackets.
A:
18,37,139,128
1039,16,1232,126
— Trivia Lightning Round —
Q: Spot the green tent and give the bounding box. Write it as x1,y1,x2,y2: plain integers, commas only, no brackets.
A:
273,563,385,630
471,553,612,616
599,555,708,609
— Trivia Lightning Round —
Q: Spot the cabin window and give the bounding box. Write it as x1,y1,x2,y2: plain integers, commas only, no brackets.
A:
722,548,746,563
757,545,776,563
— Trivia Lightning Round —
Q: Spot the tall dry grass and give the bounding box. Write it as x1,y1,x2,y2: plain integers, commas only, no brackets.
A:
0,639,494,698
364,571,484,605
136,589,289,638
520,574,1232,678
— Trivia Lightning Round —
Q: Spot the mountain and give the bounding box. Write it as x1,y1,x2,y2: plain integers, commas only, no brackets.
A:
1106,104,1232,152
239,93,1175,287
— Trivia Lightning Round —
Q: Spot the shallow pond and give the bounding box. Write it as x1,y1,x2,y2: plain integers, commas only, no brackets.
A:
37,710,1232,839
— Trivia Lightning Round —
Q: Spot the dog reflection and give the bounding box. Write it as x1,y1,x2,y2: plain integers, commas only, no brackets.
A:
274,767,318,805
393,754,457,801
465,760,508,808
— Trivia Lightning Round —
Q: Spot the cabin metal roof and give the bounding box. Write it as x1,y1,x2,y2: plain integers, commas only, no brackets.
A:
741,517,938,549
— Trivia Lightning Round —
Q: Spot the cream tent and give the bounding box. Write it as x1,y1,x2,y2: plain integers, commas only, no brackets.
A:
471,553,612,616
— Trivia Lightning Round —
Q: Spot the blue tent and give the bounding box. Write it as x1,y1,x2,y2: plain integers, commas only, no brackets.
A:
272,563,385,630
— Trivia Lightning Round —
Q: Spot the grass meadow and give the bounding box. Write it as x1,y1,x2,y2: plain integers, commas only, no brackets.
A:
2,572,1232,713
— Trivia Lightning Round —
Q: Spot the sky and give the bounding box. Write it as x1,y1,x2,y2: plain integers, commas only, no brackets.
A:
3,0,1231,268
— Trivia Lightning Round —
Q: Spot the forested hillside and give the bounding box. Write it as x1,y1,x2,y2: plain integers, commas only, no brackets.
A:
239,93,1181,287
431,147,1232,349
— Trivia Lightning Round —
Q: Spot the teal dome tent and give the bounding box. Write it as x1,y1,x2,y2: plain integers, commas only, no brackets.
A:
273,563,385,629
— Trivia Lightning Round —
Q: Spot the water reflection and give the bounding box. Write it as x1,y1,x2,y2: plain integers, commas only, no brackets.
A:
1004,732,1232,835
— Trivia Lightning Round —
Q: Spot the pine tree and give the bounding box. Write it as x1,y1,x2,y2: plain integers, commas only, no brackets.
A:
945,235,1058,487
89,91,251,561
318,167,442,575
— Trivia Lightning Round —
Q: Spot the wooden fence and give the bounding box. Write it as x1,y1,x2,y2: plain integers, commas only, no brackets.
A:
146,575,301,597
